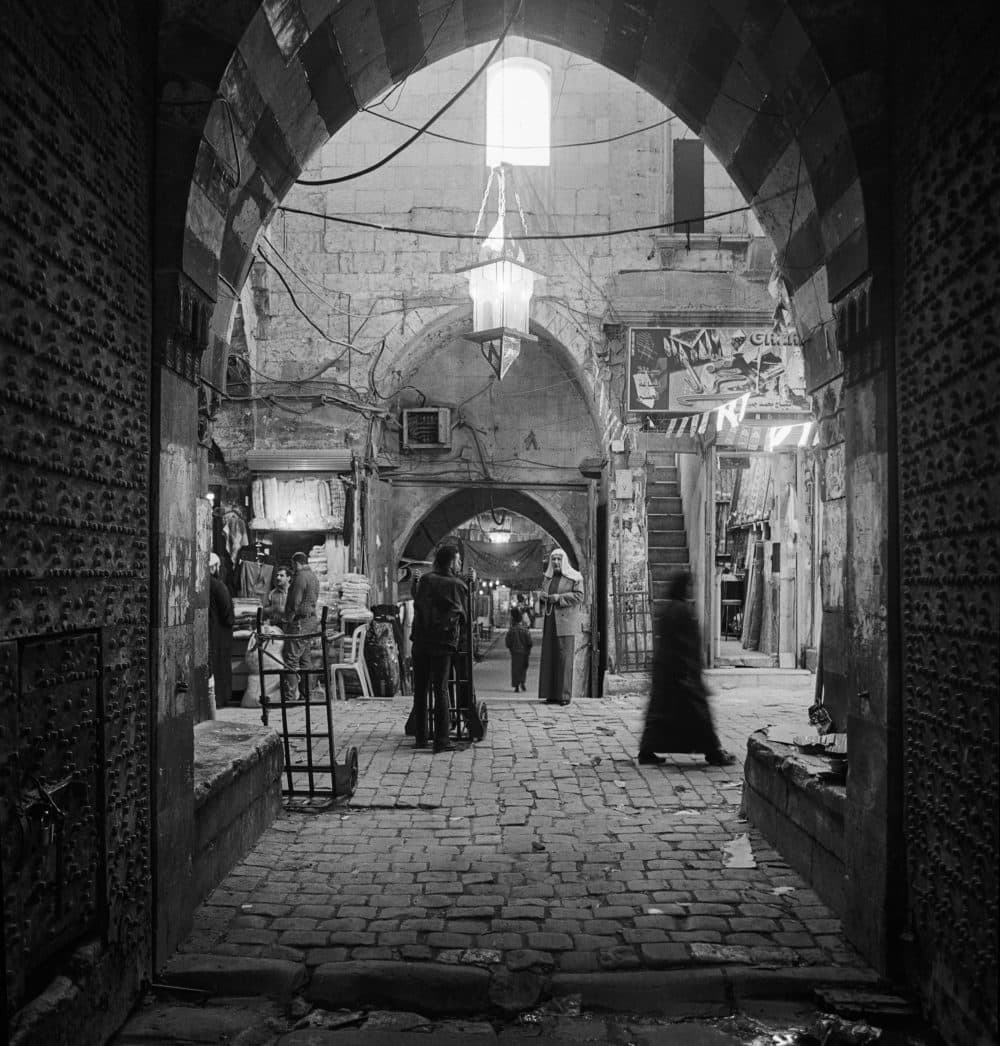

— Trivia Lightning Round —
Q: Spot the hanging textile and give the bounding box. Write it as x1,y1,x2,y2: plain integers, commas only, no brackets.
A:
461,539,546,587
223,509,249,563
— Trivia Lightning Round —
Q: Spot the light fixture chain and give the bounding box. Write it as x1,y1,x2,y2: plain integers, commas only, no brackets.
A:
497,165,507,226
513,183,529,236
473,165,497,239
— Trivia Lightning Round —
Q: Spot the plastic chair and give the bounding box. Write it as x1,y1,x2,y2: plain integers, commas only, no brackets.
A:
329,623,374,700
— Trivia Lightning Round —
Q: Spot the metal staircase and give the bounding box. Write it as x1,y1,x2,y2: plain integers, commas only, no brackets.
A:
645,450,690,612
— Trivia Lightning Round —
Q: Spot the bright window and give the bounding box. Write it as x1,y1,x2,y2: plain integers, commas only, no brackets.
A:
485,58,550,168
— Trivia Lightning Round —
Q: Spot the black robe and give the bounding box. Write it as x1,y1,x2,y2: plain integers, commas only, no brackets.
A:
209,574,235,707
639,597,721,754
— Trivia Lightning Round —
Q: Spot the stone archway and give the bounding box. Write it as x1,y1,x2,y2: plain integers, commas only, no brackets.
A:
159,0,879,330
152,0,895,998
395,483,600,703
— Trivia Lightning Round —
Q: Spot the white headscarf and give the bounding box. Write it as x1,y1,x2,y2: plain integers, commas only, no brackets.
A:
543,548,583,584
209,552,221,575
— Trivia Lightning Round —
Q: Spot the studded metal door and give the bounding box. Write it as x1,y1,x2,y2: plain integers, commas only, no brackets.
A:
0,0,152,1020
896,68,1000,1037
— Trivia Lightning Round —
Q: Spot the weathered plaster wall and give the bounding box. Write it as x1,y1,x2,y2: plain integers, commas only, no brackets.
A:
365,472,395,604
152,376,200,967
813,377,848,727
608,434,650,595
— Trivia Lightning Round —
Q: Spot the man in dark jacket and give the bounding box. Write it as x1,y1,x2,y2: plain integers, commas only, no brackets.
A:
282,551,319,702
410,545,467,752
209,552,235,708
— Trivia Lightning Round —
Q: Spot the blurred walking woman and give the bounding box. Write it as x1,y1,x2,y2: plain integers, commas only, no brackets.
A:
638,571,735,766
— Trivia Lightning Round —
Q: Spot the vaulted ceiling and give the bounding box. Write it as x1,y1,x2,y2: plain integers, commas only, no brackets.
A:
158,0,885,370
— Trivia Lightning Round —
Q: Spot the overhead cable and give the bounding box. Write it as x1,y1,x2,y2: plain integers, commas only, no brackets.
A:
363,0,460,113
361,109,677,151
256,249,358,350
278,190,793,242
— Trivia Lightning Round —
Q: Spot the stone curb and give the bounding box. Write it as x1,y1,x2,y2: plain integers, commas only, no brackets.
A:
159,955,307,1000
159,955,882,1021
307,960,492,1015
277,1034,496,1046
725,964,880,999
550,964,883,1014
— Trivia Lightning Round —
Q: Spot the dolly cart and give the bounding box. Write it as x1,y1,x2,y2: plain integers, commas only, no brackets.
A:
253,606,359,800
445,574,488,743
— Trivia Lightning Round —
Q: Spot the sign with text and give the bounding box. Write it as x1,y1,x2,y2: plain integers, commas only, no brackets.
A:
627,326,808,415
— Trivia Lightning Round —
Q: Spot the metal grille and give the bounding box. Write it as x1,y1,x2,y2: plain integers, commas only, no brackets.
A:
255,608,358,801
611,564,653,672
1,0,152,1018
896,69,999,1034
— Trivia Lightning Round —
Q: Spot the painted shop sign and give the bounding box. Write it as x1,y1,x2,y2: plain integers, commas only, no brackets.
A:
627,326,808,415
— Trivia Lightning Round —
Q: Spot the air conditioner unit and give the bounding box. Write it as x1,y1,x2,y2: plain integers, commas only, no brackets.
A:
401,407,452,450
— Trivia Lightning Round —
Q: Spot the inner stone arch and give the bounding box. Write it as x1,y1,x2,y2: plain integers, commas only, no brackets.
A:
397,487,584,569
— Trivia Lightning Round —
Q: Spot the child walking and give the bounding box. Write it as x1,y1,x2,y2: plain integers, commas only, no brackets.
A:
505,607,533,692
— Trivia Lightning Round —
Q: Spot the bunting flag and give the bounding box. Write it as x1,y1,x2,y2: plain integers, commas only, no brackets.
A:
648,392,751,436
764,420,813,452
645,394,815,452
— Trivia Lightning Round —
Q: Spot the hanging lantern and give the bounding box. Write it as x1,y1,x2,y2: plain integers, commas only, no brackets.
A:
458,165,542,380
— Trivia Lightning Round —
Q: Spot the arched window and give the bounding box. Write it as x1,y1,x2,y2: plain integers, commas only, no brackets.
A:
485,58,550,168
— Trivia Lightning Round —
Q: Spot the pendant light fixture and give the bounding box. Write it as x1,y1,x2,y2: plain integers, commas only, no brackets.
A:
458,162,542,380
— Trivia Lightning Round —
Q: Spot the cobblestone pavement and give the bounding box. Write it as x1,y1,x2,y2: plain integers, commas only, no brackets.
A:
173,644,865,986
108,646,930,1044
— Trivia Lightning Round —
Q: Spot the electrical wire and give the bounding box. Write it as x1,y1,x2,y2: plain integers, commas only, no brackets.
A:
718,90,784,119
779,150,804,270
278,191,793,242
233,391,389,418
364,338,433,406
260,235,349,311
262,236,469,318
256,249,384,361
363,0,460,113
360,109,677,151
295,0,524,187
256,249,356,349
238,354,345,389
517,173,623,327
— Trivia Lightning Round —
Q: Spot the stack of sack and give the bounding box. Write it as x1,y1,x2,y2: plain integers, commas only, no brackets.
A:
334,572,372,624
308,544,334,612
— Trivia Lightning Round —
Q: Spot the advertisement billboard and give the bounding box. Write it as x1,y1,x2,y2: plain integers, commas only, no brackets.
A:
626,326,808,415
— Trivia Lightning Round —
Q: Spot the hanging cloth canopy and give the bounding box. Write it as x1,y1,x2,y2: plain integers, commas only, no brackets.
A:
461,538,546,587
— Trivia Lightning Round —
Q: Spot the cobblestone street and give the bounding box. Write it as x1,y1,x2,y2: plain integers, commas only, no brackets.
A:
107,646,928,1044
165,645,868,992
